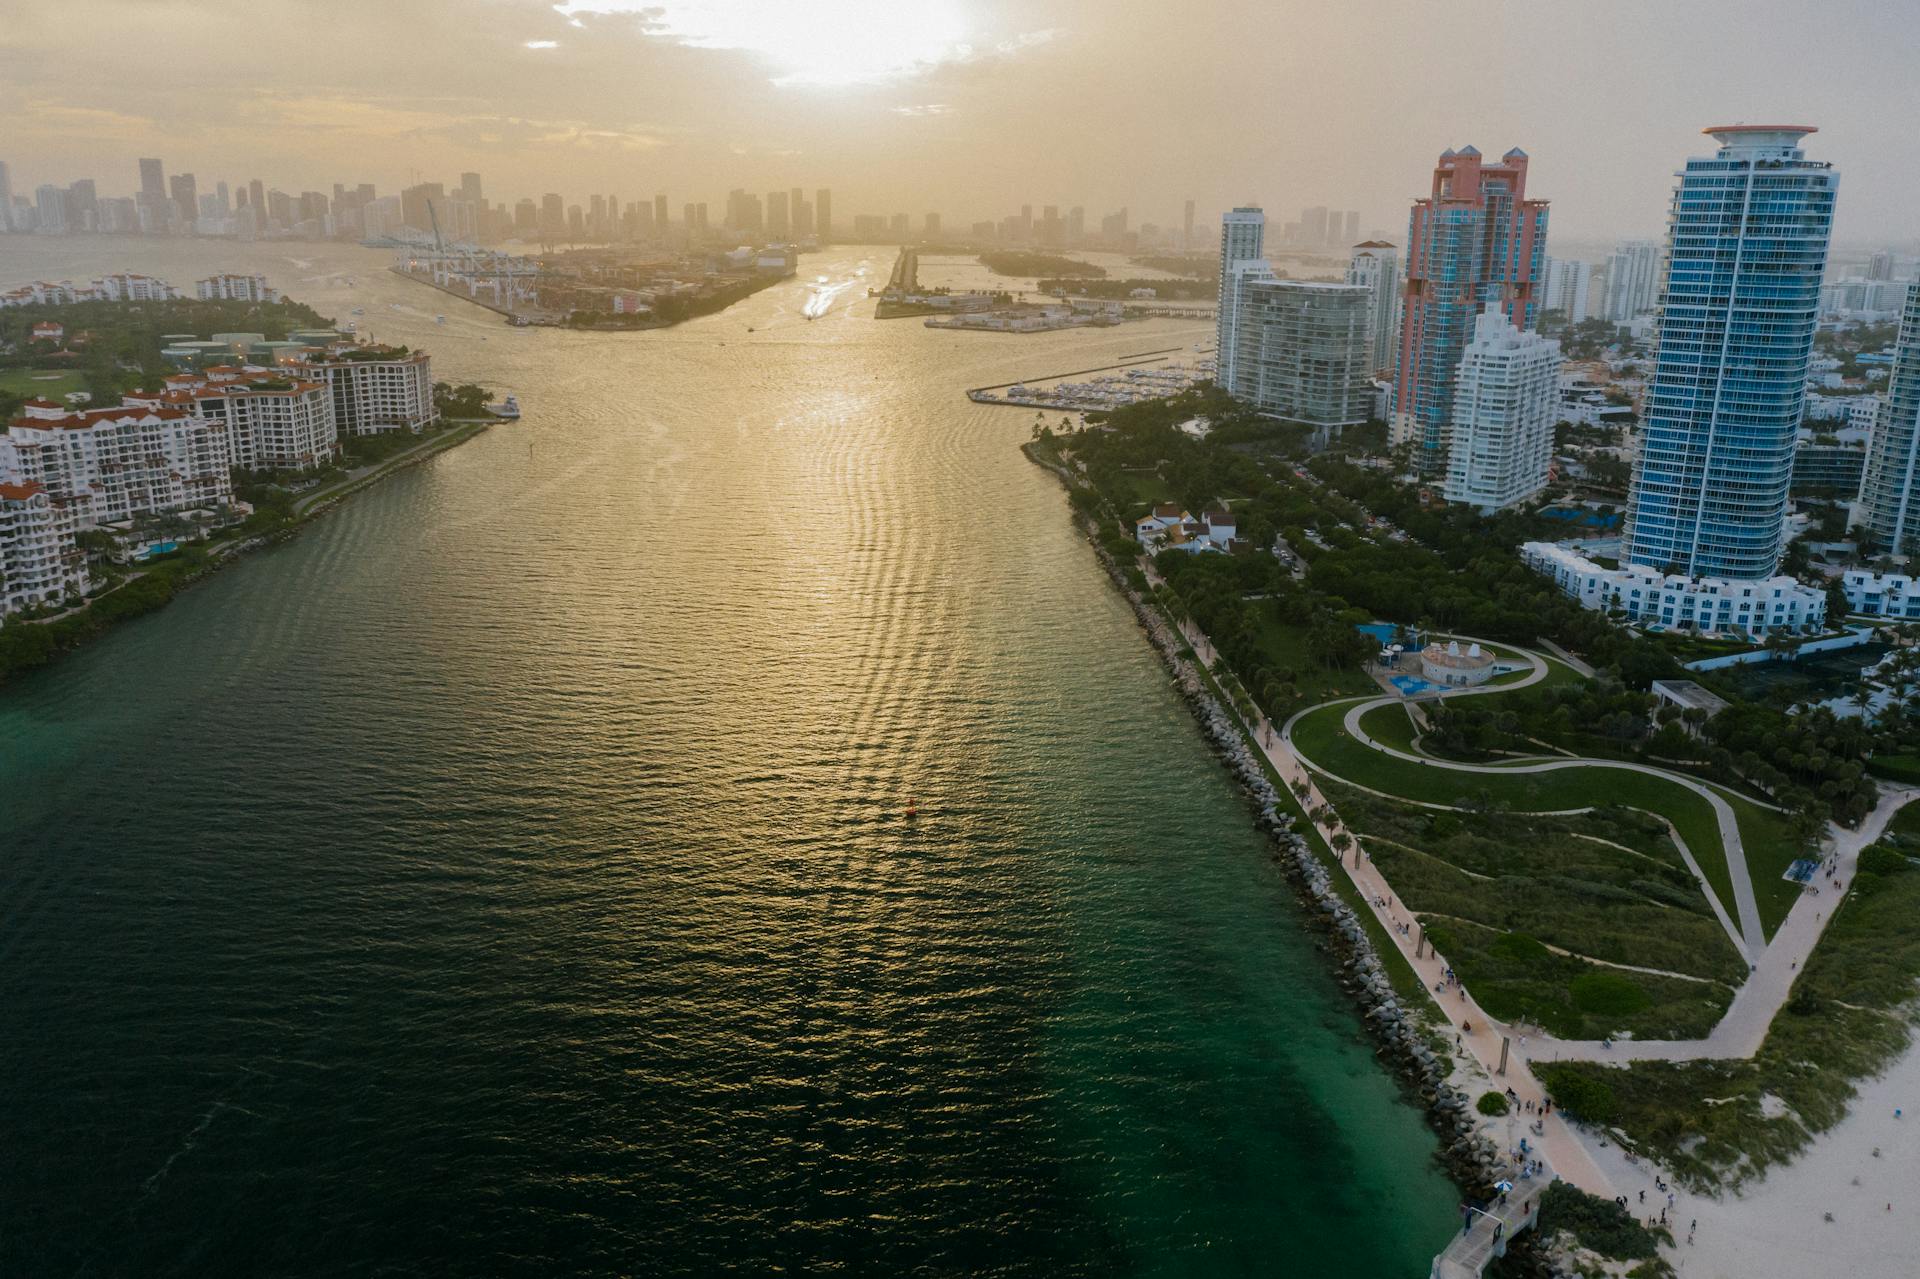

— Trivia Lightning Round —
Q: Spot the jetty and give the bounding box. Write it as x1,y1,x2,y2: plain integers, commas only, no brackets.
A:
1430,1165,1548,1279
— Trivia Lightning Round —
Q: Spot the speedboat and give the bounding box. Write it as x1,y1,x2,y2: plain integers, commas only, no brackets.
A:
490,395,522,420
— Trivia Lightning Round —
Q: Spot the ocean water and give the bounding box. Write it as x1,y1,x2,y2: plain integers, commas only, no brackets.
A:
0,239,1456,1276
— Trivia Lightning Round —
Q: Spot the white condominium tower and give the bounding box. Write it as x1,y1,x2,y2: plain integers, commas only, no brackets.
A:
1857,283,1920,552
1622,125,1837,580
1216,207,1265,392
1345,241,1400,375
1603,240,1661,323
1443,305,1560,511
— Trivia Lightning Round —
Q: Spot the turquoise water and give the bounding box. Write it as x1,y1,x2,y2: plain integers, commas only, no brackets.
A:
0,239,1457,1275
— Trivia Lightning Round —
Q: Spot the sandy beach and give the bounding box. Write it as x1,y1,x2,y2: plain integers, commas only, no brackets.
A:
1561,1033,1920,1278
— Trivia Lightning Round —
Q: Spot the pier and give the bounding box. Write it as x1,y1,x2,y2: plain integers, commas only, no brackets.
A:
1430,1165,1548,1279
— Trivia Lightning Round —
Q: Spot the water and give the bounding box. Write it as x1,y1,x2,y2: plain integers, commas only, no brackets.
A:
0,239,1456,1275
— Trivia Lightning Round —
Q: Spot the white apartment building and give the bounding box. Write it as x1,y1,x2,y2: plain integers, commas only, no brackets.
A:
130,368,338,471
1216,208,1266,392
296,347,436,435
1542,257,1592,323
1228,271,1373,427
1840,569,1920,619
0,273,180,307
1,400,233,528
1602,240,1660,324
0,480,89,619
1522,541,1826,635
1345,241,1401,375
196,273,282,303
1443,306,1560,510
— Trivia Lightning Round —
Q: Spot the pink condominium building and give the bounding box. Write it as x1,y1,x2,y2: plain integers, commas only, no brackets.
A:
1391,146,1549,477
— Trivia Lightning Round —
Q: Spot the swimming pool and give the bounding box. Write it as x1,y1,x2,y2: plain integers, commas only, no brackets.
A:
1389,674,1445,697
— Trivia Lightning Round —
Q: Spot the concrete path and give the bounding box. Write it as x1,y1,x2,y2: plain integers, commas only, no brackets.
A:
1311,677,1769,961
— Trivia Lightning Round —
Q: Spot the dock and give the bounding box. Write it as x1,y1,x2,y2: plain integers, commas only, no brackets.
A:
1429,1162,1551,1279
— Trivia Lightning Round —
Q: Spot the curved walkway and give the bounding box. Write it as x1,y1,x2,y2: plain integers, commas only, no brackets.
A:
1287,653,1769,961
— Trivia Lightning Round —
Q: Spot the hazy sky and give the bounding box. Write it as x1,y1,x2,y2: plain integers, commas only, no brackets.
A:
5,0,1916,245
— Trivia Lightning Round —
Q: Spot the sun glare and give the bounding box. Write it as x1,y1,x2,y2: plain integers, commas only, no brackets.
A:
553,0,973,87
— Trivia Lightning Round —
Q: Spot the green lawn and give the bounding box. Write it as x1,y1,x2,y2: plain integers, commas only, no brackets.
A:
1887,798,1920,842
1247,605,1381,707
1358,701,1421,754
1291,698,1768,930
0,368,87,399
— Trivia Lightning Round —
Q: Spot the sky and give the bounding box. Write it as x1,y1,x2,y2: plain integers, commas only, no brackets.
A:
4,0,1917,246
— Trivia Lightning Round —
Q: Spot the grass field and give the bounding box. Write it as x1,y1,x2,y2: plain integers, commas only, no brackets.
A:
1290,698,1782,933
0,368,87,399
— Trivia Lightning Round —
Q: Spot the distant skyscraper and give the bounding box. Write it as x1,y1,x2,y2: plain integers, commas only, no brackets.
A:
460,172,483,206
1868,250,1896,282
1343,210,1360,246
1852,284,1920,553
1215,207,1266,392
169,173,198,228
1346,241,1400,376
654,192,669,232
1183,199,1195,252
815,188,831,242
1623,125,1837,580
138,157,165,206
34,184,67,233
1602,239,1660,324
65,179,97,230
1443,305,1561,511
767,190,789,237
248,179,266,218
925,212,940,235
1392,145,1549,475
0,161,13,232
1300,205,1328,248
1542,257,1591,322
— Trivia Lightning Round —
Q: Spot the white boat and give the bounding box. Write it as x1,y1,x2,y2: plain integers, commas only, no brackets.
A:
490,395,522,420
351,307,364,315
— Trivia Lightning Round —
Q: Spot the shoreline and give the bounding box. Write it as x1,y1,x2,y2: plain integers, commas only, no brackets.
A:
1023,442,1509,1211
0,421,489,685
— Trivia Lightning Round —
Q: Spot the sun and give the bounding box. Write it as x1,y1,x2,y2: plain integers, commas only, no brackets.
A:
554,0,974,88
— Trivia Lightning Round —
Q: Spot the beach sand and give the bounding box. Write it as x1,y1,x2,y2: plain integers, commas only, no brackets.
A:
1569,1034,1920,1278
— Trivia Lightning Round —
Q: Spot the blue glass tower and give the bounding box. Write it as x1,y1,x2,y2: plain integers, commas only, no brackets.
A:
1623,126,1838,579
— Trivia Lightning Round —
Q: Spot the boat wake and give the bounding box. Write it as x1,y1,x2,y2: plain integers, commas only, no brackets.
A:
803,276,860,320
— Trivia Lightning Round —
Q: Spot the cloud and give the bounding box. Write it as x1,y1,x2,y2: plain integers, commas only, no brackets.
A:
890,104,953,118
525,40,559,49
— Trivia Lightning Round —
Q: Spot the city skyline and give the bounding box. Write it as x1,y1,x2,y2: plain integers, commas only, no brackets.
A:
5,0,1920,243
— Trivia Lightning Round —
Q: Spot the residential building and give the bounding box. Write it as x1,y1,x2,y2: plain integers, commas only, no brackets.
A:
1,400,232,528
1542,257,1591,322
1841,569,1920,619
133,368,338,471
196,272,282,303
1856,283,1920,552
1603,239,1661,323
1215,207,1266,392
1345,241,1400,375
1134,504,1236,554
1522,541,1825,634
297,346,436,435
1392,146,1549,476
1792,426,1869,499
0,481,89,618
1622,125,1837,581
1442,305,1560,511
1228,272,1372,428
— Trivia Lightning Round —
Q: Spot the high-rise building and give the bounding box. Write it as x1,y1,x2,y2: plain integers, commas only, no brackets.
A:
1392,145,1548,475
1855,283,1920,553
815,188,831,242
1623,125,1837,581
767,190,789,237
1300,205,1328,248
1216,207,1266,392
138,158,166,207
1182,199,1195,252
1602,239,1661,323
1442,305,1561,511
540,193,564,238
1343,210,1360,246
0,161,12,232
924,212,940,235
459,172,482,206
1542,257,1591,322
401,183,445,235
170,173,198,229
66,179,97,231
1346,241,1400,375
248,179,266,220
1868,250,1897,282
34,185,67,233
1227,271,1373,428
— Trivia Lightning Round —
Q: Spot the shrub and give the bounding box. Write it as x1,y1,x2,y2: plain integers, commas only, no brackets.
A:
1536,1181,1665,1261
1539,1066,1616,1125
1477,1090,1510,1116
1571,970,1653,1018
